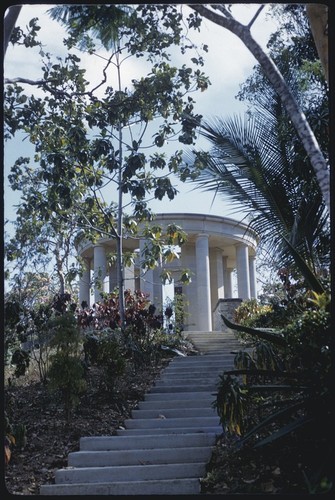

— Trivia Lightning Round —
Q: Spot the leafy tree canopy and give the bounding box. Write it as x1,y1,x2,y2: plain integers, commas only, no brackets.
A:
4,4,210,299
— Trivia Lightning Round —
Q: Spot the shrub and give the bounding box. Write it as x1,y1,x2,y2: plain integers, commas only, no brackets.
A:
216,285,332,494
47,312,87,419
78,289,166,368
84,329,127,392
234,299,278,330
10,349,30,377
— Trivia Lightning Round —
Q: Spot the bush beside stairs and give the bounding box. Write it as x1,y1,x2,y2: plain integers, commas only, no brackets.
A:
40,331,241,495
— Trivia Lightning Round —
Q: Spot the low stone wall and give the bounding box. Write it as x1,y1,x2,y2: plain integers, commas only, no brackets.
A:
213,298,242,331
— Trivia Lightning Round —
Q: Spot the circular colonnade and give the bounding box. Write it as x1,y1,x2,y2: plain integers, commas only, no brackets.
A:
78,213,258,332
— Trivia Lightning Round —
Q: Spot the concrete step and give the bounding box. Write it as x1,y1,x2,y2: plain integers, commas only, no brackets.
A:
183,332,238,336
184,341,241,347
162,365,233,373
39,332,241,496
166,359,236,367
54,462,208,484
143,391,216,401
183,331,244,354
131,407,217,419
188,342,241,348
169,352,237,360
161,369,230,377
80,432,218,451
116,426,222,436
137,398,213,409
123,416,220,430
187,341,240,347
163,364,231,372
183,338,238,344
40,478,202,495
68,445,213,467
149,383,217,393
156,373,224,381
154,376,219,386
185,339,240,345
163,368,229,375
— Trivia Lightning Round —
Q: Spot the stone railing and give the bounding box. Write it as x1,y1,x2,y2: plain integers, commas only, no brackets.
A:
213,298,242,331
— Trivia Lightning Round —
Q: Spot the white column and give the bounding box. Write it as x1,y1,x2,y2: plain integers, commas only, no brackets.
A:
216,250,225,299
124,263,135,293
139,239,154,300
79,259,91,307
179,243,197,331
223,257,233,298
93,245,109,303
249,254,257,299
195,234,212,331
109,261,118,294
236,243,251,300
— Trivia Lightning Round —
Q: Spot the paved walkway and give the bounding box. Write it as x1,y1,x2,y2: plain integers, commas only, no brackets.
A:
40,332,241,495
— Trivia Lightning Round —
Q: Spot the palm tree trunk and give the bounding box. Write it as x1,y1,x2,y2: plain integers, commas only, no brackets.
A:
189,5,330,213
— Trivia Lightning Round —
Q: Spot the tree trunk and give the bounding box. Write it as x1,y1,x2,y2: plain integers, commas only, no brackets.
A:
116,51,126,328
306,4,328,86
189,4,330,213
4,5,22,55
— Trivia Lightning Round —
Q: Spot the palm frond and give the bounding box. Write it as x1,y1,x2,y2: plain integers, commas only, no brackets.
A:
187,92,328,268
47,5,133,50
282,236,325,293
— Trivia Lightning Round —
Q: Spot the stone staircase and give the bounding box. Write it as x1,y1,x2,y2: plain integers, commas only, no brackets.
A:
40,332,240,495
183,330,243,354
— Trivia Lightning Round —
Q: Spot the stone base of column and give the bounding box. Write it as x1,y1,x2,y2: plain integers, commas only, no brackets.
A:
213,298,242,331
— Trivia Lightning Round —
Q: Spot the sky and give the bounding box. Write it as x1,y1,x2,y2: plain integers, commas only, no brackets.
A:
3,3,280,228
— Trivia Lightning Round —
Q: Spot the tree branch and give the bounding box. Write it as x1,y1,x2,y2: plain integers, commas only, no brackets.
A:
247,5,265,29
188,4,330,213
5,77,46,86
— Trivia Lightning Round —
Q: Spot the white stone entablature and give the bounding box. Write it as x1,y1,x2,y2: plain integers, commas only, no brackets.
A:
77,213,258,331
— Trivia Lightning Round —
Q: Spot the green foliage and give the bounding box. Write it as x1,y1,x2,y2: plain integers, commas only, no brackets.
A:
4,283,67,384
213,374,248,436
252,342,281,371
186,106,329,272
47,312,87,419
79,288,187,370
79,289,163,366
216,279,332,494
83,329,126,392
140,224,188,275
234,299,273,328
10,349,30,377
163,292,189,334
237,269,330,333
284,307,331,372
4,4,210,306
4,294,24,364
9,16,41,49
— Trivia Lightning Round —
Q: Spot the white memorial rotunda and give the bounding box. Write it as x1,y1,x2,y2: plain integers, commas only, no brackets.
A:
77,213,258,332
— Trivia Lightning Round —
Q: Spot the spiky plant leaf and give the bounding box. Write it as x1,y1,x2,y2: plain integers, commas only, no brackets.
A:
221,314,286,346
